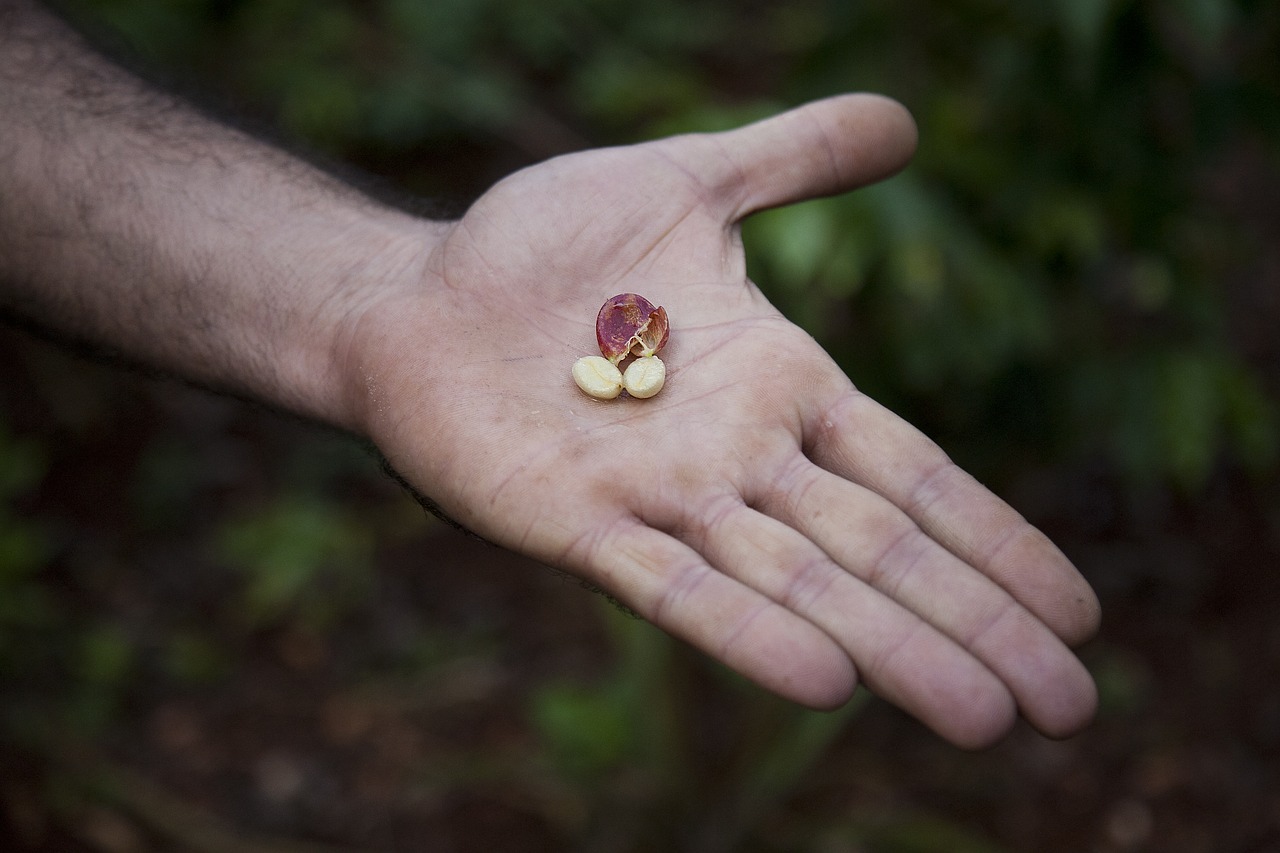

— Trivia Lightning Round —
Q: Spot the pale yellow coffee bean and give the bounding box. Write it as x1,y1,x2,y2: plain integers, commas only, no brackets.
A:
622,355,665,398
572,356,623,400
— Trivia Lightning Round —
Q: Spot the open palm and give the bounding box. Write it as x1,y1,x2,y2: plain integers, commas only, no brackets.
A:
351,95,1100,748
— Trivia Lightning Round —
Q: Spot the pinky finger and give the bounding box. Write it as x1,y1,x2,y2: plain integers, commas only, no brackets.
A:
580,518,858,710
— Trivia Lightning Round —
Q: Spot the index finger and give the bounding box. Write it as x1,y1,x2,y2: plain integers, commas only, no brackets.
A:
805,390,1102,647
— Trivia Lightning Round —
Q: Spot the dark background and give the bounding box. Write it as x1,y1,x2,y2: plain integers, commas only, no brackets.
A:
3,0,1279,850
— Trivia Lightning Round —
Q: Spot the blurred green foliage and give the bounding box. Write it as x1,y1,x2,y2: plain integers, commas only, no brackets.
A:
529,602,874,850
532,607,678,781
0,425,51,638
215,495,375,628
0,423,58,743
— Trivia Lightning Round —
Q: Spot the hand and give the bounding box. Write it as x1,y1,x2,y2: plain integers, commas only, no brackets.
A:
344,94,1100,748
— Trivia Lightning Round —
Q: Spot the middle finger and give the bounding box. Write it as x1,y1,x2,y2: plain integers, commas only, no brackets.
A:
752,458,1096,738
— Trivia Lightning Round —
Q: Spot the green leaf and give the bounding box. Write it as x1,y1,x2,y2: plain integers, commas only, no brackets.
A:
1050,0,1118,69
1220,361,1279,473
162,631,230,684
78,624,135,686
0,427,46,502
531,682,633,777
1156,351,1220,490
748,200,840,290
215,497,373,626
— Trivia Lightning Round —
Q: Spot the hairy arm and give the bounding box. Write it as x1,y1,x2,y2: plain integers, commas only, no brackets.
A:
0,0,433,425
0,0,1100,748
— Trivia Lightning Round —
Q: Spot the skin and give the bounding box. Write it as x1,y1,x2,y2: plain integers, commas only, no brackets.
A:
1,0,1099,748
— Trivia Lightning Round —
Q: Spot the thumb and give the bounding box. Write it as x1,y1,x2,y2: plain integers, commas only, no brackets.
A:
663,93,918,222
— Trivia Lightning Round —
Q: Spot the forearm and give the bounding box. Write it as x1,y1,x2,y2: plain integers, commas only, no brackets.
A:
0,0,438,428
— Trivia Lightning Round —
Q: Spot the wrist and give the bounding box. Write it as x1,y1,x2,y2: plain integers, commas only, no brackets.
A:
0,0,452,433
307,212,451,434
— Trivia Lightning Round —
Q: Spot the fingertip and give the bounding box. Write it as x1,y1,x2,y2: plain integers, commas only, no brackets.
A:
793,653,859,712
592,522,859,711
998,527,1103,647
1030,659,1100,741
826,92,919,178
871,639,1018,750
725,606,858,711
693,92,922,219
1062,583,1103,648
936,683,1019,751
786,666,859,713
